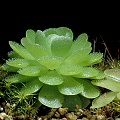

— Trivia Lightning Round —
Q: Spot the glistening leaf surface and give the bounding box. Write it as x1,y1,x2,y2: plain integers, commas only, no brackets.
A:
65,47,92,64
39,70,63,85
73,67,99,78
51,35,72,57
5,74,32,83
35,30,46,46
9,41,34,60
56,27,73,38
25,43,48,59
8,51,22,58
76,78,100,98
19,78,43,96
63,95,82,111
2,64,19,72
56,64,83,76
69,33,89,54
26,29,35,43
38,85,64,108
6,58,29,68
104,69,120,82
58,76,84,95
92,92,118,108
92,78,120,91
18,66,48,76
78,53,103,66
38,56,63,70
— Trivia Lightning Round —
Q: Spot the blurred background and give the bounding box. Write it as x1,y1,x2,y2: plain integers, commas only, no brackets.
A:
0,3,120,61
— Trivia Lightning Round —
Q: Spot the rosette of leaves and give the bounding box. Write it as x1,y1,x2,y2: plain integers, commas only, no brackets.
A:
2,27,104,110
92,69,120,108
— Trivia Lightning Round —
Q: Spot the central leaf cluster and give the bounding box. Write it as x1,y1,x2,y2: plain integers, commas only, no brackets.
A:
3,27,104,109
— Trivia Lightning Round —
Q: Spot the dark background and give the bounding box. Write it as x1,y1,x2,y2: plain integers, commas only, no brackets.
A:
0,3,120,61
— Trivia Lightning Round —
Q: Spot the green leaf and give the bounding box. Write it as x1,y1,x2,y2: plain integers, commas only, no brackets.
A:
73,67,99,78
92,77,120,92
56,64,83,76
19,78,43,97
26,60,41,66
18,66,48,76
5,74,33,84
90,70,105,79
69,33,89,54
76,78,100,98
38,85,64,108
64,47,92,64
35,30,46,46
38,56,63,70
26,29,35,43
25,43,48,59
91,92,118,108
6,58,29,68
63,95,82,111
39,70,63,85
9,41,34,60
79,95,90,108
51,35,72,57
58,76,84,95
104,69,120,82
78,52,103,66
21,37,28,47
43,28,57,37
117,92,120,100
2,64,19,72
8,51,22,58
56,27,73,39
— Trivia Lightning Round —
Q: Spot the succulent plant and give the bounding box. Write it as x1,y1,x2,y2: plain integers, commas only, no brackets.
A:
2,27,104,110
92,68,120,108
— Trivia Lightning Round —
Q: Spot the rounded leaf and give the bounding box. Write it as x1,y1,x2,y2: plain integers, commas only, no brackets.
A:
26,29,35,43
51,35,72,57
43,28,57,37
2,64,19,72
9,41,34,60
73,67,99,78
92,78,120,92
8,51,22,58
91,92,118,108
6,58,29,68
79,95,90,108
63,95,82,111
38,56,63,70
39,70,63,85
35,30,46,46
56,64,83,76
58,76,84,95
78,52,103,66
56,27,73,38
18,66,48,76
5,74,32,84
104,69,120,82
21,37,28,47
65,47,92,64
90,70,105,79
19,78,43,97
25,43,48,59
76,78,100,98
38,85,64,108
69,33,89,54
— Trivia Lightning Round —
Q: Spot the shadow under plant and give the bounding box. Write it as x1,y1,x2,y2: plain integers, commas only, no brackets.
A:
0,27,120,119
